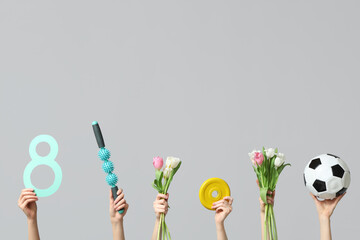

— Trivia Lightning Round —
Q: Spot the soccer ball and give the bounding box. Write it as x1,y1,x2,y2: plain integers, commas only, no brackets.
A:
304,154,351,200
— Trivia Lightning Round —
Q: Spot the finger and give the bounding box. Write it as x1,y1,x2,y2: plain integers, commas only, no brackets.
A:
19,196,36,208
154,199,167,206
334,192,346,204
115,199,125,208
156,194,168,200
259,197,265,205
20,191,36,202
117,188,123,195
155,204,166,210
212,199,225,206
215,206,225,213
309,193,316,200
20,195,38,205
267,195,274,202
114,193,125,204
20,198,37,209
309,193,319,202
211,202,223,208
155,207,167,213
212,203,225,210
212,202,226,209
267,190,273,195
160,204,167,210
222,200,231,207
223,196,233,205
116,204,126,211
22,189,35,193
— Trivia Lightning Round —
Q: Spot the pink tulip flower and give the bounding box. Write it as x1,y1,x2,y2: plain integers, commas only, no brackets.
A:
254,152,264,165
153,156,164,170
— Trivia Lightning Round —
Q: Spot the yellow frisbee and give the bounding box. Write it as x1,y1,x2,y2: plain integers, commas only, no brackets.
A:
199,178,231,210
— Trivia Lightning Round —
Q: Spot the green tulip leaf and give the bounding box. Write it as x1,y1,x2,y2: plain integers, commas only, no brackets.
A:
152,183,161,192
155,169,162,181
277,163,291,175
260,187,269,204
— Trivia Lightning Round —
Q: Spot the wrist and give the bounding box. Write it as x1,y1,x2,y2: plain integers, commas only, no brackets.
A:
215,220,225,229
27,215,37,223
318,214,331,222
156,214,163,221
111,218,124,226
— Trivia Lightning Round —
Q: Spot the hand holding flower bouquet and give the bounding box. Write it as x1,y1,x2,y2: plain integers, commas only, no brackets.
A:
152,156,182,240
249,148,290,240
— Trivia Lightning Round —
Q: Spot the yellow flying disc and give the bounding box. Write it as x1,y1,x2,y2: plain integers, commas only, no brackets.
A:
199,178,231,210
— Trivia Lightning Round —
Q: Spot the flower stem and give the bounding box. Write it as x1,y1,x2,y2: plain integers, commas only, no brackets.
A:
162,216,165,240
157,214,163,240
164,220,171,239
264,205,268,240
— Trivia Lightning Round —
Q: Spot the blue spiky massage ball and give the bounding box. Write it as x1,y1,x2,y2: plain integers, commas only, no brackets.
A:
98,148,111,161
106,173,118,187
102,161,114,173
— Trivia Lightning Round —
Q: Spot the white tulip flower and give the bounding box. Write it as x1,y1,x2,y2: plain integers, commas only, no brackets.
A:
265,148,276,159
163,167,172,179
166,158,171,168
274,156,285,167
170,157,180,168
166,156,180,169
277,153,285,161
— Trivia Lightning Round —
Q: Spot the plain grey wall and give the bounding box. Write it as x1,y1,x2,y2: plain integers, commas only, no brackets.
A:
0,0,359,239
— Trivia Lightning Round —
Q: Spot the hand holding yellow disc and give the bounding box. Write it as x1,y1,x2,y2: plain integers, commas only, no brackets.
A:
199,178,231,210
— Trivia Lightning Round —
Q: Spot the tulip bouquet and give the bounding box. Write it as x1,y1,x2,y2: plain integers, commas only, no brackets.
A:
152,156,182,240
249,148,290,240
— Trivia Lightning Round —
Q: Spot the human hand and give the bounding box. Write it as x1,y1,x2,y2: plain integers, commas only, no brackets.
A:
109,189,129,224
257,180,275,214
153,193,169,220
18,189,38,221
212,196,233,225
310,193,345,220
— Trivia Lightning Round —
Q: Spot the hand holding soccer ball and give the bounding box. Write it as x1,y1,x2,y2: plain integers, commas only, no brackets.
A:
310,193,346,219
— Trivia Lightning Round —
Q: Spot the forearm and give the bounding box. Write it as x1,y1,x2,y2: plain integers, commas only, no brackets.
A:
319,216,331,240
27,218,40,240
260,212,270,240
112,221,125,240
216,222,228,240
151,218,161,240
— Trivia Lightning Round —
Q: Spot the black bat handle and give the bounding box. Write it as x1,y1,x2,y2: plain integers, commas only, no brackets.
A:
92,121,105,148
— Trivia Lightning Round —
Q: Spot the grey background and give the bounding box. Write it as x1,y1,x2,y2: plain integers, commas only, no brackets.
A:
0,0,359,239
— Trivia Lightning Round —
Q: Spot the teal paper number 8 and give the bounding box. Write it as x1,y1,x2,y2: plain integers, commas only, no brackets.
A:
23,135,62,197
